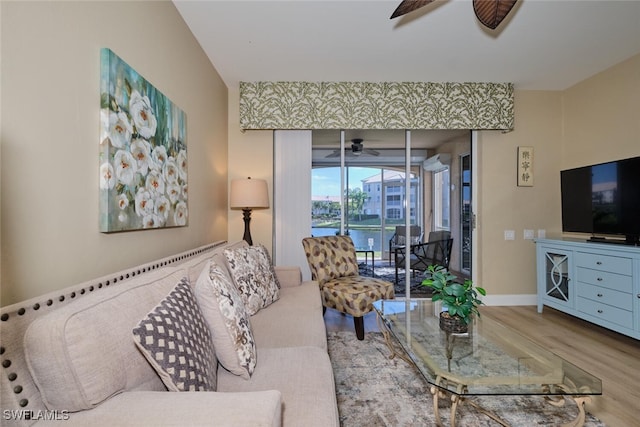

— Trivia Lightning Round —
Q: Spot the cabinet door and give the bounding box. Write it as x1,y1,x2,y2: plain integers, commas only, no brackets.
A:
635,259,640,334
539,248,573,310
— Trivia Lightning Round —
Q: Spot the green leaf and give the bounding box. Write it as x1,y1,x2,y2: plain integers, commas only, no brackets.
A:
447,283,465,297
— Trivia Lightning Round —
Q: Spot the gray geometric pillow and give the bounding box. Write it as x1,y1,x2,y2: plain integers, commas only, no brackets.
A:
224,245,280,315
133,277,217,391
194,261,256,379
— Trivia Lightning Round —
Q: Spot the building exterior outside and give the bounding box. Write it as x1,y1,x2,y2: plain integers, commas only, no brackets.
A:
361,170,418,221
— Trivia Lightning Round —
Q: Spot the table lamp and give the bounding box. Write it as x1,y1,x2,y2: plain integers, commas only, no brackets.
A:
230,177,269,245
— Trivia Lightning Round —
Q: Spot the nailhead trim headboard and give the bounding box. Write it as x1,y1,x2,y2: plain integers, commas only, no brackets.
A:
0,240,226,427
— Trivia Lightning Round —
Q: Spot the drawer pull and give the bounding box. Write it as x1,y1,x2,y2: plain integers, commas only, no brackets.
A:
596,261,602,265
597,293,603,297
597,309,603,314
597,277,603,281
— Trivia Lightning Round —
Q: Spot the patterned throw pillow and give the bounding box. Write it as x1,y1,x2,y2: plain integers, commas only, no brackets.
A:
194,261,257,379
257,244,281,289
224,245,280,315
132,278,217,392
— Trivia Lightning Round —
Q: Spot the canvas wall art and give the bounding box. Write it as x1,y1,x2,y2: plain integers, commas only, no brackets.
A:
99,48,187,232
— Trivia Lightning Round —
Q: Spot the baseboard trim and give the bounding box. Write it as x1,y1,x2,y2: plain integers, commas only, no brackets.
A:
482,294,537,306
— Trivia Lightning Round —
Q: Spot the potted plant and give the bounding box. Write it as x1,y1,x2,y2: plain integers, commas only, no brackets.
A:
421,265,486,333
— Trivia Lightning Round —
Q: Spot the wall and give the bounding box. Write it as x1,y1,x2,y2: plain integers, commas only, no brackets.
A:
227,56,640,304
1,1,228,306
227,86,273,246
477,91,563,303
562,54,640,169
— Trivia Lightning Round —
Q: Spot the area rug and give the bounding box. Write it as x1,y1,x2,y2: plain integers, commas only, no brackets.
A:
328,331,605,427
358,262,431,297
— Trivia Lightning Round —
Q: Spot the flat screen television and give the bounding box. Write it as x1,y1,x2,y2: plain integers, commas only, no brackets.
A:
561,156,640,245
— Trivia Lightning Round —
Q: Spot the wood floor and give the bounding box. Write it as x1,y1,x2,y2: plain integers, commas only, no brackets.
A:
324,305,640,427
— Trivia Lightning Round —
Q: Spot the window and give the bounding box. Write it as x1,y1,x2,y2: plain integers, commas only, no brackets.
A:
387,194,401,205
387,208,401,219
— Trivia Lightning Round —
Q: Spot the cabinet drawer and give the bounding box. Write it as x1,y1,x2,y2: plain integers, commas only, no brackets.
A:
577,297,633,329
576,267,633,293
575,252,632,275
577,283,633,311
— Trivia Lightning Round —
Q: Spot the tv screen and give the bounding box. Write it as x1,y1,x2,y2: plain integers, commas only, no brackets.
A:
561,156,640,243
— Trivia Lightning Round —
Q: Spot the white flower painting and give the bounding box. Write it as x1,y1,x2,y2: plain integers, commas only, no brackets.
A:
100,48,188,232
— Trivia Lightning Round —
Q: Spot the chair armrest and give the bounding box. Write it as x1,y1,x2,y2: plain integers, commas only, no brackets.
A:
37,390,282,427
273,266,302,287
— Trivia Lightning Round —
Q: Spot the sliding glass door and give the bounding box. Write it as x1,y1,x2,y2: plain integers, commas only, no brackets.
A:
311,129,424,260
460,152,472,274
311,165,420,257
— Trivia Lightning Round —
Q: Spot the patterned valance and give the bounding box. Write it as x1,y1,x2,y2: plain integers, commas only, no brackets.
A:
239,81,513,130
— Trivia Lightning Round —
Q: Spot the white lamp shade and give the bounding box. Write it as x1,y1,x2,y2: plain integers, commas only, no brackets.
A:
230,178,269,209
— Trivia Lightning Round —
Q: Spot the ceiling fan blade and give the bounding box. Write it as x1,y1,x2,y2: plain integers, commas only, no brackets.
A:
473,0,517,30
390,0,435,19
325,150,342,158
363,149,380,157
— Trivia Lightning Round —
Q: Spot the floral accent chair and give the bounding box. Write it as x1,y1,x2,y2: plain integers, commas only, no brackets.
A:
301,236,395,340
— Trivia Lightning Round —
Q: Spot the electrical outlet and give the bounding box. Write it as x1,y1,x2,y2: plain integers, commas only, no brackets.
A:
524,229,535,240
537,229,546,239
504,230,515,241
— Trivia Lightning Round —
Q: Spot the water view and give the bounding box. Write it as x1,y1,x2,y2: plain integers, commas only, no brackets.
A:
311,227,388,252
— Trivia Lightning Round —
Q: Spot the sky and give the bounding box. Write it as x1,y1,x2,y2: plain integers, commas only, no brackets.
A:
312,167,379,197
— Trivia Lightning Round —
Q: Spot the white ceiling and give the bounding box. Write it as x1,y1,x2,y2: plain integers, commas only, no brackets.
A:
174,0,640,91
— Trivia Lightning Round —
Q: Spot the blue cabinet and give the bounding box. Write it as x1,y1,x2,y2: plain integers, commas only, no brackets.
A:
536,238,640,340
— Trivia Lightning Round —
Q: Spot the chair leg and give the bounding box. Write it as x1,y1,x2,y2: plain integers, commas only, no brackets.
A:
354,316,365,340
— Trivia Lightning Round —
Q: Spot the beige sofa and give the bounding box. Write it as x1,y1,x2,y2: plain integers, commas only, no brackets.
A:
0,241,339,426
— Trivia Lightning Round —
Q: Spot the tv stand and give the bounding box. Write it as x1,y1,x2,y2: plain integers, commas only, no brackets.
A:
587,235,640,246
536,238,640,340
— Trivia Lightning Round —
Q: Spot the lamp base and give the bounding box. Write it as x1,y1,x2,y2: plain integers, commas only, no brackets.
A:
242,209,253,246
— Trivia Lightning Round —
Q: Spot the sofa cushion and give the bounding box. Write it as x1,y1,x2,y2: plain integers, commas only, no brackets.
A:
24,268,186,411
194,260,256,379
250,282,327,350
133,277,217,392
217,346,339,427
224,245,280,315
52,390,282,427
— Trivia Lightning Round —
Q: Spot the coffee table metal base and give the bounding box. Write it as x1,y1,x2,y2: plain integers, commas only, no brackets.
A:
376,311,593,427
429,377,510,427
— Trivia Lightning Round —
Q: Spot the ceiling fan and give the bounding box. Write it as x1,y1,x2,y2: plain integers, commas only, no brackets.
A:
390,0,518,30
326,139,380,158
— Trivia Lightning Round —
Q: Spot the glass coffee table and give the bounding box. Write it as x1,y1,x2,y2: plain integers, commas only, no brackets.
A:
372,299,602,427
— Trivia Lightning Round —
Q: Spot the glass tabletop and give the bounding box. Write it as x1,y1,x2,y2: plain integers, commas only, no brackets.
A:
372,299,602,397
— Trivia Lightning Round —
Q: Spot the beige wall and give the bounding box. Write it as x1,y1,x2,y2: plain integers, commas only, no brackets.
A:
227,53,640,301
1,1,228,306
227,87,273,246
3,1,635,306
562,54,640,169
476,91,564,299
465,54,640,299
